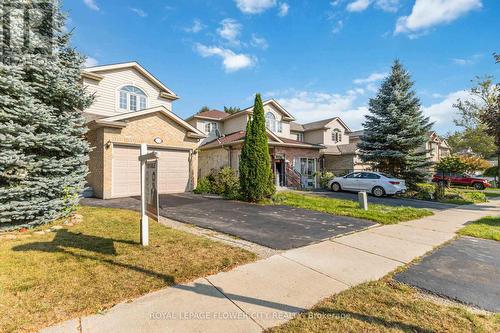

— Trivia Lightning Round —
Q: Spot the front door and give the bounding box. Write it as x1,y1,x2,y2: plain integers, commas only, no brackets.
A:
275,161,285,186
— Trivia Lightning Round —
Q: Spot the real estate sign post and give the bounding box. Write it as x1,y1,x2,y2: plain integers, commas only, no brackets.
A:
139,144,159,247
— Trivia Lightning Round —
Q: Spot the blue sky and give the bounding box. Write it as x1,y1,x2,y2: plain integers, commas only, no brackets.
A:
66,0,499,134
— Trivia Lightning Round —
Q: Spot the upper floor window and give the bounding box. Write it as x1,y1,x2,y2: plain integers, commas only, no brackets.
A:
119,85,147,112
205,121,218,134
295,132,304,142
332,129,342,143
265,112,282,133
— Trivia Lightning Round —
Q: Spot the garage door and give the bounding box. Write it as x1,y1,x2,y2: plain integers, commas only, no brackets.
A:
155,149,190,194
112,145,191,198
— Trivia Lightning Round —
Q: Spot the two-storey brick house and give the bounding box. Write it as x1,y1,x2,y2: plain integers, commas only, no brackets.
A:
81,62,206,199
186,99,352,188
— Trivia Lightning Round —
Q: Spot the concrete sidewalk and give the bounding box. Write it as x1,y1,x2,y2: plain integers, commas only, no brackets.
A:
41,199,499,333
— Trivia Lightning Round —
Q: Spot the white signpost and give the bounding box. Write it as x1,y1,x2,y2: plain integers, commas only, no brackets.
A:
139,143,159,247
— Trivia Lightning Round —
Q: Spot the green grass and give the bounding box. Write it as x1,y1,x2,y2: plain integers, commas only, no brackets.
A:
0,206,256,333
272,192,433,224
458,216,500,241
266,277,500,333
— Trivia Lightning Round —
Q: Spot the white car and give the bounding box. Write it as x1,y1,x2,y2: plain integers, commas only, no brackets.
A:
327,171,406,197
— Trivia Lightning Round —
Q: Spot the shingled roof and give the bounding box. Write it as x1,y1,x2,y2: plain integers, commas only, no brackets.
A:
193,109,229,120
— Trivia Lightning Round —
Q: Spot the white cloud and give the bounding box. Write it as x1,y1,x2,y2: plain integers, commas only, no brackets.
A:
452,54,482,66
235,0,277,14
332,20,344,34
278,3,290,16
251,34,269,49
184,19,205,33
353,72,388,84
422,90,472,132
195,44,255,72
346,0,371,12
217,19,242,45
84,57,99,68
83,0,99,11
346,0,399,13
275,89,369,128
395,0,482,35
130,8,147,17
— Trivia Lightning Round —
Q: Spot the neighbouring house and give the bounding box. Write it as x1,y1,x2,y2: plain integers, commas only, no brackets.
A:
326,130,452,175
186,99,354,188
81,62,206,199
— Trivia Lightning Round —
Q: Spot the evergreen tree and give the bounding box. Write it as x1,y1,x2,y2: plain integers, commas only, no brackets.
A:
224,106,240,114
358,60,432,186
0,1,93,229
198,106,210,113
239,94,275,201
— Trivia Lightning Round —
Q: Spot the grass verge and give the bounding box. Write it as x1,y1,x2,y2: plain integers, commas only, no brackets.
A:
457,216,500,241
266,277,500,333
0,206,256,333
272,192,433,224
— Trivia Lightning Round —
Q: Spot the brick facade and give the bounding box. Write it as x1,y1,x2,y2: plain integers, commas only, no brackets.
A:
86,112,199,199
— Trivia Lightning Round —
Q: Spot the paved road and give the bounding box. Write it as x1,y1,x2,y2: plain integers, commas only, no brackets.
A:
311,190,457,210
395,237,500,312
81,193,376,250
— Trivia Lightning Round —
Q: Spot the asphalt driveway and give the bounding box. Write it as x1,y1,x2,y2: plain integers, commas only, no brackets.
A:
81,193,376,250
395,237,500,312
311,190,457,211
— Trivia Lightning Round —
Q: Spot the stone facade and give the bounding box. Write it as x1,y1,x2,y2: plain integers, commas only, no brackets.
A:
86,111,199,199
198,147,230,178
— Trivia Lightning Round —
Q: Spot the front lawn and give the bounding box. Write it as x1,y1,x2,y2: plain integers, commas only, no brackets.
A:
458,216,500,241
272,192,433,224
267,277,500,333
0,206,256,333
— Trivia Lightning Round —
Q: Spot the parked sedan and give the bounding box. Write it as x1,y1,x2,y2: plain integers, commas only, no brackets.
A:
328,171,407,197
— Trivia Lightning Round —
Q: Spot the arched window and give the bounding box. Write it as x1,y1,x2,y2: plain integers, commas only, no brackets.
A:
265,112,276,132
119,85,147,112
265,112,282,133
332,129,342,143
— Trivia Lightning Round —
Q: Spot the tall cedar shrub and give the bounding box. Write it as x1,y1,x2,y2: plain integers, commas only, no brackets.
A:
239,94,275,201
358,60,433,187
0,1,93,229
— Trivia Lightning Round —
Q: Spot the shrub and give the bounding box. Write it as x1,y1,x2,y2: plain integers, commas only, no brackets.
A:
319,172,335,189
193,167,240,199
414,183,435,200
211,167,240,199
193,177,211,194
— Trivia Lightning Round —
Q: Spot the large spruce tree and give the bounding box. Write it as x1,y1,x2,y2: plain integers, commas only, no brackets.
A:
239,94,275,201
358,60,432,186
0,1,93,229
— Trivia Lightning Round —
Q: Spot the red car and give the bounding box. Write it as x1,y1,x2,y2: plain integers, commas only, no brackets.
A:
432,173,492,190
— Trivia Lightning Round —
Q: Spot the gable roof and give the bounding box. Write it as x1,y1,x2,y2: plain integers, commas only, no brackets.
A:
186,109,229,122
82,61,179,100
302,117,351,132
240,99,296,121
89,106,206,139
290,122,304,132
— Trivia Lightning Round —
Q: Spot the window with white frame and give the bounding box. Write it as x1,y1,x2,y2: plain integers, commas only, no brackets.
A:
204,121,218,134
119,86,147,112
265,112,282,133
295,132,304,142
332,129,342,143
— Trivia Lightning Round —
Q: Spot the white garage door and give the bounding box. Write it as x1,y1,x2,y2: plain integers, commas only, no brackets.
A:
112,145,191,198
155,149,190,194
